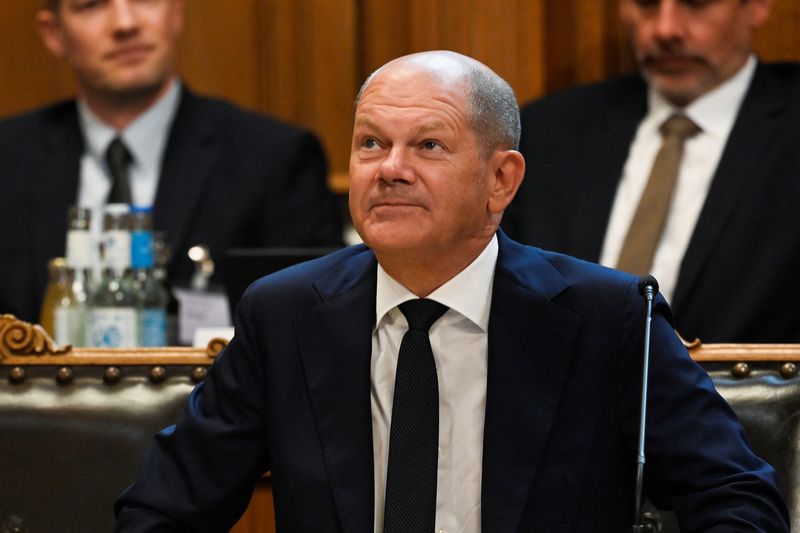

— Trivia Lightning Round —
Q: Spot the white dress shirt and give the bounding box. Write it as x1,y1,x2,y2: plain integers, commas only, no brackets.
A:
599,55,756,303
77,77,181,212
76,78,181,268
372,235,498,533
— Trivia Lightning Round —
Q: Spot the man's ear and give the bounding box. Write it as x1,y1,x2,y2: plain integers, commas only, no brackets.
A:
36,8,66,59
487,149,525,214
747,0,774,30
170,0,186,37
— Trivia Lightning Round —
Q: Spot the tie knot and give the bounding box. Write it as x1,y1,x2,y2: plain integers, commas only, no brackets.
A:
660,114,700,140
398,299,448,332
106,137,132,166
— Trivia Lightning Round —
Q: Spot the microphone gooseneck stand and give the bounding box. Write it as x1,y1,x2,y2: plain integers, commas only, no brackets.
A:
632,275,659,533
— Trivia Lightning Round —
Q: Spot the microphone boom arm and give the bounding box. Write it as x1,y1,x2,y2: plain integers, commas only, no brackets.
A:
633,275,658,532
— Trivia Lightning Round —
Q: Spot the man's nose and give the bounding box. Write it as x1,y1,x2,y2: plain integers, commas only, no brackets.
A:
109,0,139,34
652,0,687,43
378,147,415,184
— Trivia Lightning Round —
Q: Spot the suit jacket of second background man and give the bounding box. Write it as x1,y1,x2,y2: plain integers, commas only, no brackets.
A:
0,86,343,323
114,231,788,532
503,62,800,343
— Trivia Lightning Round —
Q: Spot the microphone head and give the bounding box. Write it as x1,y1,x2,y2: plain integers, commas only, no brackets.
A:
637,275,659,298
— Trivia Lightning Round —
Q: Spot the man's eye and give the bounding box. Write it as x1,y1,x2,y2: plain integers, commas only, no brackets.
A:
682,0,714,7
362,138,378,149
71,0,103,11
422,141,440,150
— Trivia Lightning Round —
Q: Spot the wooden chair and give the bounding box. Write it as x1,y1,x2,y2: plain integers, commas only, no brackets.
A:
0,314,229,531
0,314,275,533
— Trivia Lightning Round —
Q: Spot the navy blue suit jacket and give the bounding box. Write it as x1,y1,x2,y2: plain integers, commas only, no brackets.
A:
503,62,800,343
0,86,343,322
115,232,787,531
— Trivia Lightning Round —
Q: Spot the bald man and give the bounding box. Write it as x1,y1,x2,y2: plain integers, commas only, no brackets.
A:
115,51,787,532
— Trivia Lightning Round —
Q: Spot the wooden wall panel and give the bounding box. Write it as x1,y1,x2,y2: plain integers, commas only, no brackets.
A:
180,0,358,179
187,0,358,190
0,2,74,116
178,0,260,110
254,0,357,184
230,478,275,533
0,0,799,189
358,0,547,112
754,0,800,62
541,0,800,94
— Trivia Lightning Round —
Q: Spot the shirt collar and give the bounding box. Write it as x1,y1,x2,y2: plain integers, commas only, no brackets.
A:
374,234,498,333
647,54,756,139
77,78,182,194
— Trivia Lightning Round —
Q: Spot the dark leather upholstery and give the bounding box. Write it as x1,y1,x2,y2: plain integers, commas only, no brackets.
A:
0,364,202,532
0,346,796,532
648,360,799,532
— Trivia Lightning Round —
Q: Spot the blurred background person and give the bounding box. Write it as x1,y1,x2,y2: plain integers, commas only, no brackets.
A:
503,0,800,343
0,0,343,324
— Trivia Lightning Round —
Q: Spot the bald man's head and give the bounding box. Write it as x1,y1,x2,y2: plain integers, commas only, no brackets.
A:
355,51,520,159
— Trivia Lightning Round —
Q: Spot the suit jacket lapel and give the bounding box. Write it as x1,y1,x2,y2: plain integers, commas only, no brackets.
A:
32,104,83,301
293,250,378,533
481,234,580,531
291,238,583,531
673,64,788,312
153,87,218,265
576,75,648,261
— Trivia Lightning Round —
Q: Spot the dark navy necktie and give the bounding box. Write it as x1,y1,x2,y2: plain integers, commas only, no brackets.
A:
383,298,448,533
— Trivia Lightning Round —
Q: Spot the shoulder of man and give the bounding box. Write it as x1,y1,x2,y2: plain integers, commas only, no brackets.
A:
499,233,643,305
239,244,374,304
177,86,313,141
754,60,800,98
521,72,646,120
0,99,77,141
757,60,800,79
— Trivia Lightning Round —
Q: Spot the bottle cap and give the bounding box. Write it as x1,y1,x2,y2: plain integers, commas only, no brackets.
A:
67,206,91,231
48,257,67,272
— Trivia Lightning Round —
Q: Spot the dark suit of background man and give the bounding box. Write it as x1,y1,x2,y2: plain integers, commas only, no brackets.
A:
115,50,788,532
0,0,343,323
503,0,800,343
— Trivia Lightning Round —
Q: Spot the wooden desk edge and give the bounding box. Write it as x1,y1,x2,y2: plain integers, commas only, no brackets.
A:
3,314,800,365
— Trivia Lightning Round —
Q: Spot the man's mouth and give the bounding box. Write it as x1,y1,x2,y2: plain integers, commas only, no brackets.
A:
644,55,701,73
106,44,153,62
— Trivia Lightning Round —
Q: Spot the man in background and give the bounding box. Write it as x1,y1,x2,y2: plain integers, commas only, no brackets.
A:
503,0,800,342
0,0,343,323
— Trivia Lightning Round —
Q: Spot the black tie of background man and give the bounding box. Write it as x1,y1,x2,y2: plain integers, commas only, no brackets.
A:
106,137,132,205
384,298,449,533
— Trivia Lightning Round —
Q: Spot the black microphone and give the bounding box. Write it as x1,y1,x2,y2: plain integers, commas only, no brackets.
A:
632,275,659,533
637,275,659,300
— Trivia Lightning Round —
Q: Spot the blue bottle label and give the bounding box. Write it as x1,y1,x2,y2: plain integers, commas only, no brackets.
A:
131,230,154,269
88,307,137,347
139,308,167,346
